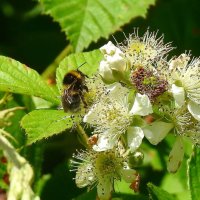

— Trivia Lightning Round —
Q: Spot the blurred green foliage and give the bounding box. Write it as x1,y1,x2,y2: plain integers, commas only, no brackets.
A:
1,0,200,73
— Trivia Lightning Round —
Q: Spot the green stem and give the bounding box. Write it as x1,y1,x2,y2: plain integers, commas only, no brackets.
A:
76,124,89,148
0,93,12,105
42,45,73,79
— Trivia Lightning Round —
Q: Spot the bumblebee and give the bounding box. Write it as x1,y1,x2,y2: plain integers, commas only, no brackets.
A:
61,64,88,112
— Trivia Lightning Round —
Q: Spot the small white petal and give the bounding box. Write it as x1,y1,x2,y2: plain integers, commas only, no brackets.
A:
129,93,153,116
121,168,137,183
93,133,118,152
188,100,200,121
106,54,126,72
106,82,129,102
167,136,184,173
83,104,101,124
127,127,144,152
97,178,112,200
100,41,123,56
99,60,115,82
143,121,174,145
171,84,185,107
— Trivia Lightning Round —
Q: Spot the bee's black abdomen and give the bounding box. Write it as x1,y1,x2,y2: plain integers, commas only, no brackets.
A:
62,91,81,112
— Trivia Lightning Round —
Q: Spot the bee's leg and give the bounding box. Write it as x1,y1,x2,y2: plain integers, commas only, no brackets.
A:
80,95,87,108
83,85,89,92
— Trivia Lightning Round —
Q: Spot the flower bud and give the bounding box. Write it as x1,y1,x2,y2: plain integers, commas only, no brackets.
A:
99,41,127,83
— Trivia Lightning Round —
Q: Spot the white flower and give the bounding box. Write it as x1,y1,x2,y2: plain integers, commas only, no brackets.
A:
168,54,200,101
120,29,173,67
99,41,127,82
159,53,200,120
71,145,137,200
84,83,152,151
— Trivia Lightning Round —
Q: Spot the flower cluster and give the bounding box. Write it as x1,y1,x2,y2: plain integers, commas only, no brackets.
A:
72,29,200,199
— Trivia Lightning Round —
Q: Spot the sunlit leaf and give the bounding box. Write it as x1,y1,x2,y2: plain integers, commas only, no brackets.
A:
0,56,60,105
40,0,155,52
188,146,200,200
21,110,74,144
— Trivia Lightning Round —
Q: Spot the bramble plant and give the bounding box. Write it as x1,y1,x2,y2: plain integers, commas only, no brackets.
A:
0,0,200,200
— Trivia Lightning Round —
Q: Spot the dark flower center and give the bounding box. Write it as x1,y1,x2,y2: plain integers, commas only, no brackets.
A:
131,67,168,102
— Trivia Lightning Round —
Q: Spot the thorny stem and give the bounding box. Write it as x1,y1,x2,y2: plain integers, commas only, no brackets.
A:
76,124,89,149
42,45,73,80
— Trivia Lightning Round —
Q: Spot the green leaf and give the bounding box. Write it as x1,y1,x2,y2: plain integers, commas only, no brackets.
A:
21,110,73,144
0,56,60,105
40,0,155,52
114,179,134,195
56,49,103,92
148,183,177,200
188,146,200,200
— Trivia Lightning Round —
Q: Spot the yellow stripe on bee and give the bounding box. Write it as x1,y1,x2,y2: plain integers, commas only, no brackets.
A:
69,70,82,79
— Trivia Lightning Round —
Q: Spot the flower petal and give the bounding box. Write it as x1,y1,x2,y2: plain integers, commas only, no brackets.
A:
171,84,185,107
97,178,113,200
188,100,200,121
99,60,115,82
127,127,144,152
121,168,137,183
100,41,123,56
83,104,101,124
93,133,118,152
129,93,153,116
167,136,184,173
106,54,126,72
143,121,174,145
106,82,129,102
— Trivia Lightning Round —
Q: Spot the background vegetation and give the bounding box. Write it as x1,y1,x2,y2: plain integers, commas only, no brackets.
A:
0,0,200,199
